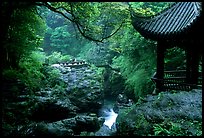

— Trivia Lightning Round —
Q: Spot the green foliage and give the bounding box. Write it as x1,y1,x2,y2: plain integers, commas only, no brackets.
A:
3,2,182,98
2,49,66,92
126,69,151,99
43,10,92,57
50,25,71,44
130,2,175,17
80,131,95,136
2,69,20,80
42,4,175,101
165,47,186,70
47,51,72,64
111,26,156,100
50,25,71,53
134,114,149,133
5,6,46,68
77,43,96,61
42,66,63,88
132,7,156,16
46,2,130,42
117,104,151,136
152,120,202,136
89,64,104,83
70,2,125,40
51,82,67,98
117,104,136,122
18,51,46,91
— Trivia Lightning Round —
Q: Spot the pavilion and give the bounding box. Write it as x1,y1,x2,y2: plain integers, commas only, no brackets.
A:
129,2,203,92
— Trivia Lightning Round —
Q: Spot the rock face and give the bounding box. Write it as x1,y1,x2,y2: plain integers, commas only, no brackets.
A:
31,63,105,134
2,62,105,136
11,113,105,136
116,89,202,136
31,114,104,136
32,90,78,122
55,63,104,113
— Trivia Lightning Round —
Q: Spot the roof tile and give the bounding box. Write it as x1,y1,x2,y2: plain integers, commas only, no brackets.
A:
131,2,202,41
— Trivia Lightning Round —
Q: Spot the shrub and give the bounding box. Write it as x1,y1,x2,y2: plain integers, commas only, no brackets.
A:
47,51,72,64
18,51,46,91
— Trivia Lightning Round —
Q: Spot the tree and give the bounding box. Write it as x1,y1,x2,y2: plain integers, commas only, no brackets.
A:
35,2,128,43
1,1,45,70
1,1,175,99
42,10,91,56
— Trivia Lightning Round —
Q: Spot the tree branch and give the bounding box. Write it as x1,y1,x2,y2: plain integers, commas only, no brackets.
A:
101,21,125,41
35,2,74,22
36,2,124,43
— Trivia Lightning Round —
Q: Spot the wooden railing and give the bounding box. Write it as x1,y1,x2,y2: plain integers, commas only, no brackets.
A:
151,70,202,91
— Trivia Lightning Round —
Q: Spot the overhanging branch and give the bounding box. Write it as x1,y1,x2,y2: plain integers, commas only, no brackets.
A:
35,2,74,22
36,2,124,43
101,21,125,41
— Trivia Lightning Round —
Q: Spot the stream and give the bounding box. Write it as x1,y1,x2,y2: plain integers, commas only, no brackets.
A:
95,99,118,136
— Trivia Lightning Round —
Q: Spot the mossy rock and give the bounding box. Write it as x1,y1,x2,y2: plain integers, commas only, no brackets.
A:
116,108,152,136
116,89,202,136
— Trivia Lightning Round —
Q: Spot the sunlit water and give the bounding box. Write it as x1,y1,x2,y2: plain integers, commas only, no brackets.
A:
103,108,118,129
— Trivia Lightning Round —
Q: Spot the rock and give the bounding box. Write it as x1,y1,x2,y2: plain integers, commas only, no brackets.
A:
17,95,30,102
113,94,134,113
103,68,126,100
2,61,106,136
74,114,104,134
32,114,104,136
2,78,26,101
116,89,202,136
95,124,116,136
34,121,74,136
84,69,93,73
68,89,104,113
31,95,78,122
58,64,104,113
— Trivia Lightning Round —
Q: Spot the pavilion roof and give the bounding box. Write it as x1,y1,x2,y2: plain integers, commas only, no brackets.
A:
130,2,203,41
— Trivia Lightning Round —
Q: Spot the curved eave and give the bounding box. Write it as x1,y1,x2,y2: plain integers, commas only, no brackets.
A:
131,2,202,41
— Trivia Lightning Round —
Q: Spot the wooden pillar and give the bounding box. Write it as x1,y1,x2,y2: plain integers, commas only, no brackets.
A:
186,45,199,87
186,49,192,83
156,41,165,92
191,49,199,85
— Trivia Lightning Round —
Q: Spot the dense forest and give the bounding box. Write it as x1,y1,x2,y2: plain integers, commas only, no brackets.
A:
1,2,202,136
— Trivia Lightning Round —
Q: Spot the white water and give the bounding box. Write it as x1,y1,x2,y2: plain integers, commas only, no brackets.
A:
103,108,118,129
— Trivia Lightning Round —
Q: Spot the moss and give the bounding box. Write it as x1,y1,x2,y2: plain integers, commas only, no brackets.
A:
117,113,151,136
80,131,95,136
117,104,152,136
130,114,151,136
152,92,175,109
152,119,202,136
90,80,96,86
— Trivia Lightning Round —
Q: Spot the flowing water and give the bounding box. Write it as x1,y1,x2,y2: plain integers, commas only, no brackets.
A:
103,108,118,129
95,99,118,136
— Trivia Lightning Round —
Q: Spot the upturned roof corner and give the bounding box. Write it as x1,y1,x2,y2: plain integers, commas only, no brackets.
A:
130,2,203,42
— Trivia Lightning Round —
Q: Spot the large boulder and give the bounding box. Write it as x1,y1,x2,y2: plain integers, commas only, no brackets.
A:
31,91,78,122
2,61,105,136
55,63,104,113
29,114,104,136
116,89,202,136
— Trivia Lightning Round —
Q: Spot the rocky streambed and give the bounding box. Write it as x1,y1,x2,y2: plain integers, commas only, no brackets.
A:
2,60,129,136
2,60,202,136
116,89,202,136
